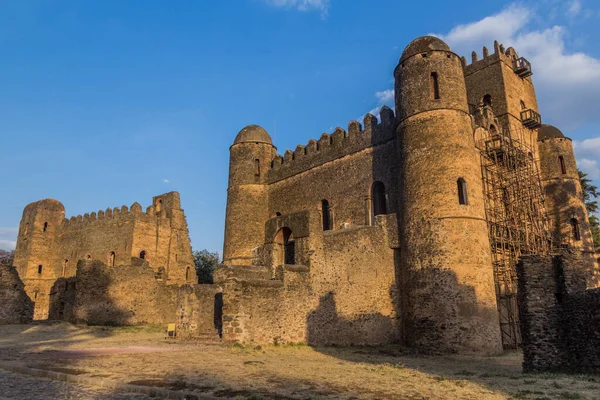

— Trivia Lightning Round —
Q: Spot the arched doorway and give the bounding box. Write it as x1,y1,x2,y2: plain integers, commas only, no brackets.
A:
274,227,295,265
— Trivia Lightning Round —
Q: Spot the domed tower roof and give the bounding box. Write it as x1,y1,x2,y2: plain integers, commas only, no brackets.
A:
233,125,272,145
537,124,566,141
400,36,451,62
24,198,65,213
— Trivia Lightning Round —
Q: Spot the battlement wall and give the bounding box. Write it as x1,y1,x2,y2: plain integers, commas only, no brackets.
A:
463,40,516,76
266,107,396,183
59,202,172,232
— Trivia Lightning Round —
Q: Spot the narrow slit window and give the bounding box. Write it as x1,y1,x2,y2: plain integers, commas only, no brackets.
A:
559,156,566,175
43,222,48,232
430,72,440,100
254,159,260,176
571,218,581,241
321,200,331,231
38,265,43,274
457,178,468,205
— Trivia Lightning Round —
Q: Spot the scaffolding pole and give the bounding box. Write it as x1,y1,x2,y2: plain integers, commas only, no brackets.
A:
478,120,552,349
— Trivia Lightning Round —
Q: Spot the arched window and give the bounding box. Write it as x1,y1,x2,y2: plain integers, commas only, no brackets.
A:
185,266,190,282
520,100,527,110
43,222,48,232
86,255,91,260
139,250,146,260
275,227,295,265
483,94,492,107
457,178,468,205
372,181,387,217
571,218,581,241
254,159,261,176
109,251,116,267
430,72,440,100
559,156,566,175
321,200,331,231
37,265,43,275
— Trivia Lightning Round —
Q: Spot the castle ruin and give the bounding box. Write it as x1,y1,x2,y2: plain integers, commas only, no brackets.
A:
12,191,197,319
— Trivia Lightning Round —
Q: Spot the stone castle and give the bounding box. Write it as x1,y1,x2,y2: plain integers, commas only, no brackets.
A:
219,36,598,353
12,191,197,319
6,36,599,355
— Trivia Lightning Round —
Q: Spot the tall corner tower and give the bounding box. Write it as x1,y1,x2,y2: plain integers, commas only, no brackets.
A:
223,125,275,265
395,36,502,354
537,125,597,285
463,42,540,147
12,198,65,319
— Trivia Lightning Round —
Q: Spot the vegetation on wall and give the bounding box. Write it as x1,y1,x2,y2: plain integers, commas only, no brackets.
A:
193,249,220,284
579,170,599,245
0,249,14,266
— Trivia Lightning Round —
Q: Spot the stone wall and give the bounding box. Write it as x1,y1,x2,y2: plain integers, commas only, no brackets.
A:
517,252,600,373
47,260,220,339
0,264,33,324
217,213,401,346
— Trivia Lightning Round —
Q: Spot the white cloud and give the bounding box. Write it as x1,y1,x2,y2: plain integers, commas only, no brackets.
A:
365,89,395,119
0,227,18,251
435,3,600,130
163,179,170,183
573,137,600,160
0,240,16,251
262,0,330,16
567,0,582,17
578,158,600,180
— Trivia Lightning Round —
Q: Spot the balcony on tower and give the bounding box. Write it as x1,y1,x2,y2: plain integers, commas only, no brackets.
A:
513,57,532,78
520,109,542,129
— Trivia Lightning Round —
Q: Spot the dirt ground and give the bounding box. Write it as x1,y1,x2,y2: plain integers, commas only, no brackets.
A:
0,322,598,400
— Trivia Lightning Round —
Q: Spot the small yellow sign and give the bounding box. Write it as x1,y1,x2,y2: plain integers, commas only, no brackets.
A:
167,323,176,338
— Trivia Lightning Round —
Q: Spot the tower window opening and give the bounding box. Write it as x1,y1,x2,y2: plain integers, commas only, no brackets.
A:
185,266,190,282
275,212,282,217
109,251,116,267
483,94,492,107
559,156,566,175
457,178,469,205
139,250,146,260
254,159,261,176
520,100,527,110
571,218,581,241
43,222,48,232
372,181,388,217
37,265,43,275
430,72,440,100
321,200,331,231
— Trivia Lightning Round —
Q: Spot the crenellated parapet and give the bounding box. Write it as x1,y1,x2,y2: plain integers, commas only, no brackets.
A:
59,199,173,232
463,40,530,78
267,107,396,182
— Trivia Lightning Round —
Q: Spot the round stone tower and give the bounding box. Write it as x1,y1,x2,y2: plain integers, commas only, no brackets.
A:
223,125,275,265
537,125,597,283
12,198,65,320
395,36,502,354
13,199,65,279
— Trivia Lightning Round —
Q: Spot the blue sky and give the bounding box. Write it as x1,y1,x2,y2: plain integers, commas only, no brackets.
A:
1,0,599,254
